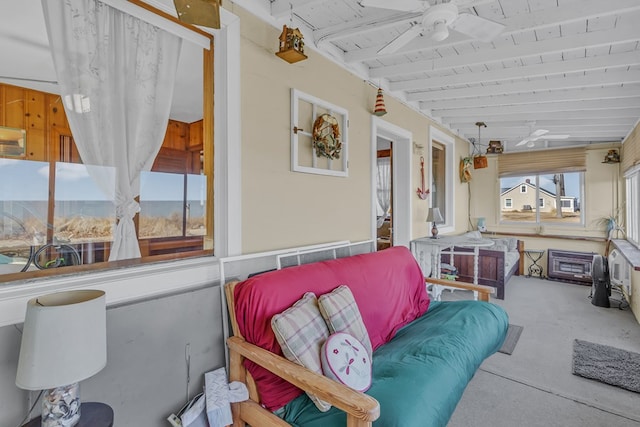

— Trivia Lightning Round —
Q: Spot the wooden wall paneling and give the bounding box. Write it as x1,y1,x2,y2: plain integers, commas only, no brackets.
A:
47,94,70,131
188,120,203,150
152,147,190,173
25,129,47,161
25,89,46,131
163,120,189,150
0,85,4,125
4,85,25,130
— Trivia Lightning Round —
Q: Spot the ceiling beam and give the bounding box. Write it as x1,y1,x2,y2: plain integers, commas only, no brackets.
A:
440,108,640,123
370,23,639,79
455,129,630,139
314,12,422,45
431,98,640,117
418,86,640,110
343,0,640,63
271,0,324,18
391,51,640,91
449,118,637,128
405,70,640,101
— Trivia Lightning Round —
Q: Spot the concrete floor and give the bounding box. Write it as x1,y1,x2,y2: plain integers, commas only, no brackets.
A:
442,276,640,427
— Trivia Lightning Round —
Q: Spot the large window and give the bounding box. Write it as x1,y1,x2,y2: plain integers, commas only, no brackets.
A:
499,172,583,225
0,2,214,280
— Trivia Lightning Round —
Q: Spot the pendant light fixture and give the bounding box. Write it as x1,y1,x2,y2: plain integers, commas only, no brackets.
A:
473,121,488,169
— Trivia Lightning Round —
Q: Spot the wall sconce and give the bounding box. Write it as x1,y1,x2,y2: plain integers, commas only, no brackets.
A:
276,25,308,64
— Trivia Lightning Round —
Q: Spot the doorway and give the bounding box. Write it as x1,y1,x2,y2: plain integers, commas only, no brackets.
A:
376,138,392,250
371,117,412,249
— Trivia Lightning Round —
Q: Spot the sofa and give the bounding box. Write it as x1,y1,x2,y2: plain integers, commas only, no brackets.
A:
225,246,509,427
413,231,524,300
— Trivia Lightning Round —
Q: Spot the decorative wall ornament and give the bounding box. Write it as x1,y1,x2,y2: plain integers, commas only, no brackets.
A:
602,149,620,164
276,25,307,64
373,88,387,116
486,140,503,154
312,114,342,160
460,156,472,182
291,89,348,177
416,156,430,199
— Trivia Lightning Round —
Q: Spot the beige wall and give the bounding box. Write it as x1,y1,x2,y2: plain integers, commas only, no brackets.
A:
230,5,469,253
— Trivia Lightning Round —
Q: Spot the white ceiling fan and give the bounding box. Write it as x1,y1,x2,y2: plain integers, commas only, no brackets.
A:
516,127,570,147
360,0,506,55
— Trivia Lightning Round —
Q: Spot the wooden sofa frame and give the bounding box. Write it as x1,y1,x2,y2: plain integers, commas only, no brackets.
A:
224,277,496,427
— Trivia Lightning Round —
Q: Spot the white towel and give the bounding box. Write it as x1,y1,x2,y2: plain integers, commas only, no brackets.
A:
205,367,249,427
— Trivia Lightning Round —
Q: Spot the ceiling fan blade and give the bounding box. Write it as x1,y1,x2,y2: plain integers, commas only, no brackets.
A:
360,0,427,12
449,13,505,42
377,23,424,55
545,134,571,140
515,138,531,146
531,129,549,137
453,0,498,10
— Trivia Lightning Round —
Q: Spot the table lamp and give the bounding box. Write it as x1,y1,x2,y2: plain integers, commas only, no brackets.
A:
16,290,107,427
426,207,444,239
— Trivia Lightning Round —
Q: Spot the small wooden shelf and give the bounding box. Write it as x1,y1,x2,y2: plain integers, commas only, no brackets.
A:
276,48,307,64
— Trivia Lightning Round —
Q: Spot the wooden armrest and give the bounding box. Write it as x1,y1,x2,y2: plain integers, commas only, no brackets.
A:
425,277,495,302
227,336,380,423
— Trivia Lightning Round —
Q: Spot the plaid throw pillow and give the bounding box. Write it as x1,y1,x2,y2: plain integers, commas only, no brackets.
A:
318,285,373,359
271,292,331,412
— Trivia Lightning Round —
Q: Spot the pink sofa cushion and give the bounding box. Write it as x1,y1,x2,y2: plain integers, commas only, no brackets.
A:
233,246,430,411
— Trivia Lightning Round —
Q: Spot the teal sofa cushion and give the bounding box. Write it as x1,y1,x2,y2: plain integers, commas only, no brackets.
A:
277,299,508,427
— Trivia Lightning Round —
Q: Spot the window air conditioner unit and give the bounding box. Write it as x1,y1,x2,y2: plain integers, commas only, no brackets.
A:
608,249,631,296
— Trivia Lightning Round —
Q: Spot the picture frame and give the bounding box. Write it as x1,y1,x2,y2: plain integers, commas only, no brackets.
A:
0,126,27,157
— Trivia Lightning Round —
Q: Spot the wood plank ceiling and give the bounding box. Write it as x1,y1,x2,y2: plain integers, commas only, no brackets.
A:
253,0,640,152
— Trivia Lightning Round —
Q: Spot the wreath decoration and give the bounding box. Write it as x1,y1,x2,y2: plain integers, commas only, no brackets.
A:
312,113,342,160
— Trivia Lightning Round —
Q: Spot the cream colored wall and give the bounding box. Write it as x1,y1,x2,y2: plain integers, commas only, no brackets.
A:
230,5,469,253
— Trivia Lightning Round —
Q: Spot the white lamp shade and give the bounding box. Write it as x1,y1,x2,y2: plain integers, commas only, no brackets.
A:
16,290,107,390
426,207,444,223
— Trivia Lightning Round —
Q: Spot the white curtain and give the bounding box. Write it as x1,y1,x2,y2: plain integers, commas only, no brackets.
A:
42,0,182,260
376,157,391,228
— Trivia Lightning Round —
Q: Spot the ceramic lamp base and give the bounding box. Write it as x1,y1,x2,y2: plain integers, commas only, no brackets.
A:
42,383,81,427
431,223,439,239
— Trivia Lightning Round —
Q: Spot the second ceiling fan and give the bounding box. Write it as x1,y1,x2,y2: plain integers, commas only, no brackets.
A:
360,0,506,55
516,128,571,147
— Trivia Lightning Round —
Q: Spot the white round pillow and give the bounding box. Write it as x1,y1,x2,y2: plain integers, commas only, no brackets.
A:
321,332,372,392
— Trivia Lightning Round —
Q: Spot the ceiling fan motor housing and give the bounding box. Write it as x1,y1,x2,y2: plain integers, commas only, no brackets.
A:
422,3,458,40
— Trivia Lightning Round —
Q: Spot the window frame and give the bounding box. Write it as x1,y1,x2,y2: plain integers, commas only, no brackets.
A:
505,198,513,208
0,3,241,327
429,126,455,235
499,172,585,227
625,165,640,247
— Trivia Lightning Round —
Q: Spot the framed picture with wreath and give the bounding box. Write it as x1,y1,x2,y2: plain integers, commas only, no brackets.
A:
290,89,348,177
